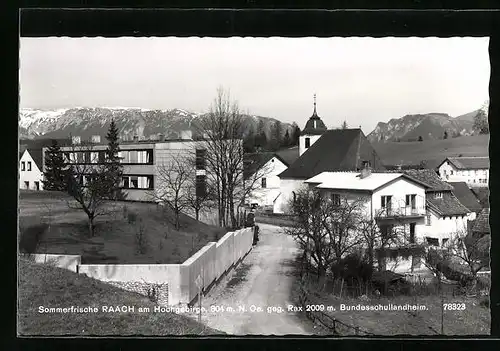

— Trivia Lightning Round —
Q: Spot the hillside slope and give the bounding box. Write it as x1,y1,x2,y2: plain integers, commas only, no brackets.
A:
373,135,489,169
18,259,224,335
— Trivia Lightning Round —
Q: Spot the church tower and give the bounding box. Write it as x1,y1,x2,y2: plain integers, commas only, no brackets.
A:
299,94,328,156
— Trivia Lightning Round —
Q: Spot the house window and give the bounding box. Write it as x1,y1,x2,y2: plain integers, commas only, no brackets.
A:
129,151,138,163
434,192,443,199
76,152,84,163
98,151,106,163
380,224,393,239
450,170,454,175
442,238,449,247
24,181,29,189
409,223,416,243
426,214,431,226
261,177,267,188
381,195,392,213
196,175,207,197
84,152,91,163
34,181,40,190
331,193,341,206
122,177,130,188
426,237,439,246
405,194,416,209
130,176,139,188
27,161,32,171
196,149,207,170
305,138,310,148
21,161,25,171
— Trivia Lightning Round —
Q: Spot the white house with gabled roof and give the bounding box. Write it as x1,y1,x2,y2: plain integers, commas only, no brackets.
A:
304,166,471,275
19,149,44,190
437,156,489,187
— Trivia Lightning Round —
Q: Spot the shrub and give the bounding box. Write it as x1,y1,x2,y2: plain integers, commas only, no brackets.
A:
19,224,48,254
128,212,137,224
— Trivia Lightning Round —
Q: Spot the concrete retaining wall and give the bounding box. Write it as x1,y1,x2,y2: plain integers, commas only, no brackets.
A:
28,254,81,272
77,227,254,306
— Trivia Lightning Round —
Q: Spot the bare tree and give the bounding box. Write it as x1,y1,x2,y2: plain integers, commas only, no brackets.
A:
194,87,245,228
65,141,116,237
283,187,365,278
149,156,191,230
444,229,490,285
185,177,215,222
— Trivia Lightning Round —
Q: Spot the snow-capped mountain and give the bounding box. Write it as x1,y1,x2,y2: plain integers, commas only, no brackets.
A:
18,107,293,141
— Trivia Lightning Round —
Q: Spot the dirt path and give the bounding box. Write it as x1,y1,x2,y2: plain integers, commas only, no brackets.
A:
187,223,312,335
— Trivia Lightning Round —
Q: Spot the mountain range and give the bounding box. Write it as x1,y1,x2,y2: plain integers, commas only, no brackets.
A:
367,110,481,143
19,106,483,145
19,107,294,141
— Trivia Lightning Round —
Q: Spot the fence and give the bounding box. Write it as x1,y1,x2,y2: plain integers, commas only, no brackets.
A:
25,227,255,306
297,276,374,336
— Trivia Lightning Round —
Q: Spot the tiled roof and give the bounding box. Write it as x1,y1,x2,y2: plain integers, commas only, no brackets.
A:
243,152,275,180
447,182,483,213
444,156,490,170
470,187,490,209
279,128,385,179
426,192,470,216
275,146,299,167
26,149,44,171
473,208,490,234
401,169,454,192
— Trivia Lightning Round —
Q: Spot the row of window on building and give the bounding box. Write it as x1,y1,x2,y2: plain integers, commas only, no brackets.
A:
442,169,488,176
65,150,154,165
22,180,40,190
20,161,33,171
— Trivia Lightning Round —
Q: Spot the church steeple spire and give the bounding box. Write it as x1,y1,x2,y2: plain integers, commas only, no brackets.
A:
313,93,317,116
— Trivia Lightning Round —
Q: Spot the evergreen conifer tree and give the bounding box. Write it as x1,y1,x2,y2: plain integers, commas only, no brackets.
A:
43,140,67,191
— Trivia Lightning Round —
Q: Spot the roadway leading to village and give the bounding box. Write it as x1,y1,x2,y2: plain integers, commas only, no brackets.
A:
188,223,313,335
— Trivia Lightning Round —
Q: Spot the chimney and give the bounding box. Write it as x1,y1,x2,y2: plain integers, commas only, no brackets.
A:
91,135,101,143
359,161,372,179
133,135,139,142
72,136,81,145
180,130,193,140
158,133,165,141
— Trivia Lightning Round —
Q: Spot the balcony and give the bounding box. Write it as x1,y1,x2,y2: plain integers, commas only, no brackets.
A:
375,206,426,220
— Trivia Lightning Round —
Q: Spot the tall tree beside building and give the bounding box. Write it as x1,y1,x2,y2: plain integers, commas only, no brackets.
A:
291,122,301,146
195,87,247,228
43,139,67,191
105,120,126,200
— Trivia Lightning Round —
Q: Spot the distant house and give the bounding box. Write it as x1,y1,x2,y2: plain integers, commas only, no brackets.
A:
274,126,385,213
447,182,483,220
401,169,470,244
437,156,489,187
244,147,300,208
19,149,44,190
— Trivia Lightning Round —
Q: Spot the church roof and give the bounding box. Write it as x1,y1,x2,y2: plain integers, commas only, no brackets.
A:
279,128,385,179
301,95,328,136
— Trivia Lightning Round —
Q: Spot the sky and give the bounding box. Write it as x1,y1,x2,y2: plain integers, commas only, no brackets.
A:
19,37,490,133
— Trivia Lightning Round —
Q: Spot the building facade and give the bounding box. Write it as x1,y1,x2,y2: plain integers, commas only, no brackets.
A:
19,149,44,191
43,134,243,224
303,169,471,275
437,156,489,187
244,154,289,208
